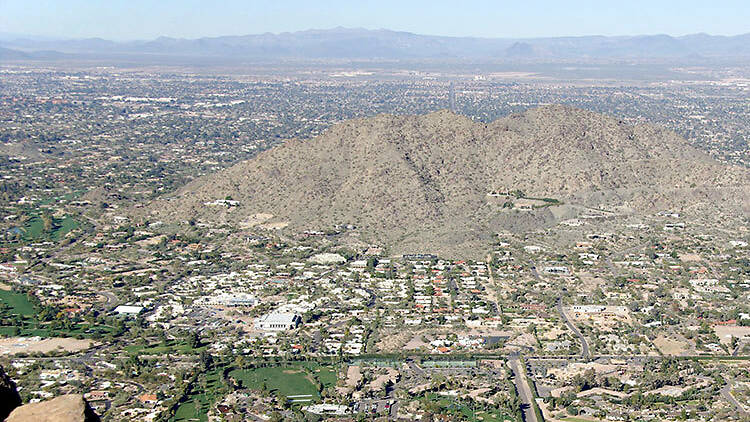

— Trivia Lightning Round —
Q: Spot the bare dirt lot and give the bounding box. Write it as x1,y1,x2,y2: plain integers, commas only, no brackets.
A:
0,337,95,355
336,365,362,395
403,334,428,351
653,334,692,356
679,253,703,262
714,326,750,345
376,330,412,351
568,306,633,333
576,272,606,291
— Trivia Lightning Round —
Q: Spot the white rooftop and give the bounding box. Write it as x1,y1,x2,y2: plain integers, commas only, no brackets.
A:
114,305,144,314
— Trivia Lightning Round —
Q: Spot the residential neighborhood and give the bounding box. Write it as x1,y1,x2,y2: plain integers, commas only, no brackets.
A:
0,45,749,422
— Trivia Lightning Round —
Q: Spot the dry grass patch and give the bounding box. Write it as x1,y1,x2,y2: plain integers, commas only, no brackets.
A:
0,337,94,355
653,335,691,356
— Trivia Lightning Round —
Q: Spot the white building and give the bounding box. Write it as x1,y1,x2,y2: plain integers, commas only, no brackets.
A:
254,312,301,331
205,292,257,307
204,199,240,207
571,305,606,314
302,404,349,416
543,266,570,275
114,305,144,316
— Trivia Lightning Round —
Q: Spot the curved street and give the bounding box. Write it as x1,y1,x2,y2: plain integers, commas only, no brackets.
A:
529,259,590,360
720,383,748,417
556,298,590,360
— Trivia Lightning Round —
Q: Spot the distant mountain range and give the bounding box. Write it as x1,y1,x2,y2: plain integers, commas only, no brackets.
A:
142,106,750,258
2,27,750,61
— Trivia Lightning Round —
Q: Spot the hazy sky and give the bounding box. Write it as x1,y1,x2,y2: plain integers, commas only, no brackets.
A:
1,0,748,40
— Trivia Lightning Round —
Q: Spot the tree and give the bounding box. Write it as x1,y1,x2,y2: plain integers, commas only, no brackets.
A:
187,331,201,349
233,355,247,369
268,412,283,422
276,391,289,409
367,257,378,272
199,350,214,370
42,214,55,233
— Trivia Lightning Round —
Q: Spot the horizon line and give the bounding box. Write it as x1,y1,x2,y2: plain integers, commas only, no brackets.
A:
2,26,749,43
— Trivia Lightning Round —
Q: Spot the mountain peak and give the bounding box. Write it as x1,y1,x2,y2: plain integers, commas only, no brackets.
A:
143,106,749,258
6,30,750,60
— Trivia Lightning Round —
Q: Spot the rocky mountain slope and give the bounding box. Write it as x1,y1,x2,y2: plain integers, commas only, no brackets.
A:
5,395,99,422
0,365,22,420
145,105,750,257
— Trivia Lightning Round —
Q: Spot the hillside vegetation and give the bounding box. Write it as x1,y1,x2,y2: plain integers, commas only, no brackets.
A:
144,105,750,258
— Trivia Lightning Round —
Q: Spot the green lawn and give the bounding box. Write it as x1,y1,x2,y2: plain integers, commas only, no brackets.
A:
0,291,113,339
230,366,320,400
56,216,78,239
474,411,510,422
173,400,202,422
21,214,78,241
0,290,36,316
298,362,338,388
314,365,338,389
424,393,514,422
0,322,112,339
171,369,225,422
23,217,45,240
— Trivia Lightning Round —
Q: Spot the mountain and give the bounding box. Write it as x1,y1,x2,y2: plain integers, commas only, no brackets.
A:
0,46,69,60
143,106,750,258
0,47,28,60
3,28,750,61
505,42,537,58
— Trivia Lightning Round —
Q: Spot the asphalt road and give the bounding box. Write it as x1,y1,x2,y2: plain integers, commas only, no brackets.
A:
720,383,748,416
407,360,426,376
529,259,590,360
557,297,590,360
508,355,539,422
100,291,120,310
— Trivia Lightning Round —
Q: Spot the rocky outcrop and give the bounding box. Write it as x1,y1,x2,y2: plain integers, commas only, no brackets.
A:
5,394,100,422
0,365,22,420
